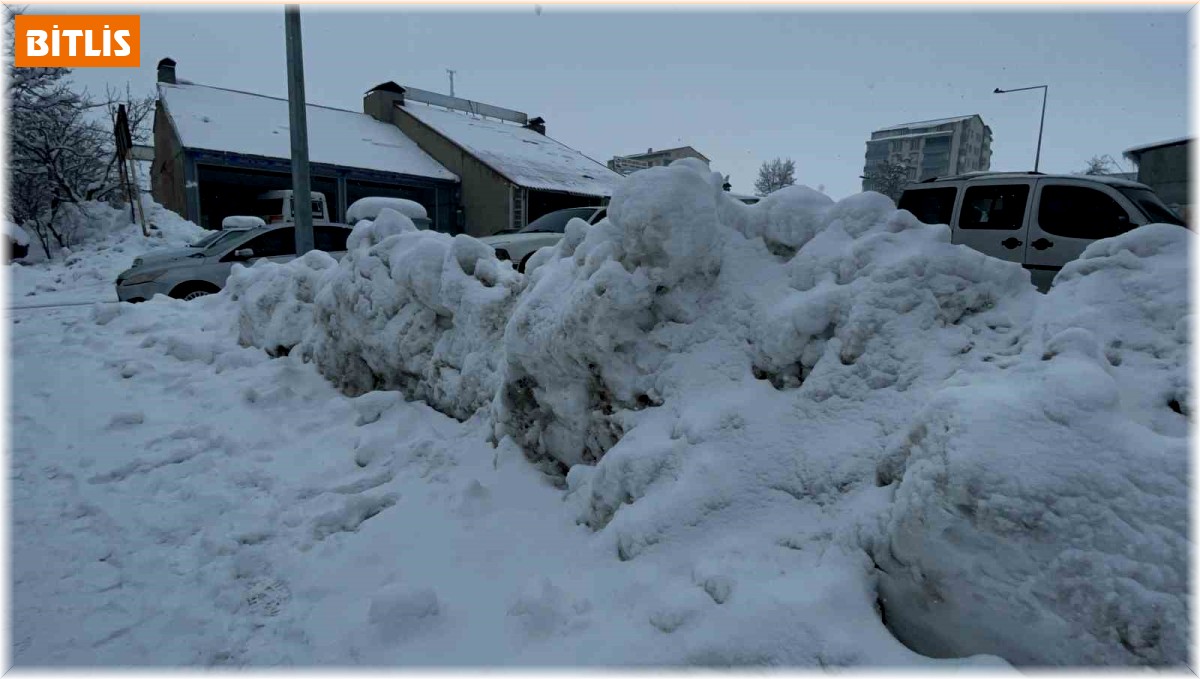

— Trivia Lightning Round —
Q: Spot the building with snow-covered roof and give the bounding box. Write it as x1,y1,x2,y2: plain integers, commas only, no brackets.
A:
364,83,624,236
150,59,460,231
862,114,992,191
1123,137,1190,213
607,146,711,176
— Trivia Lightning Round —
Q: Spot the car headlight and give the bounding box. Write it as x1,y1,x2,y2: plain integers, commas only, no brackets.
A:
121,269,167,286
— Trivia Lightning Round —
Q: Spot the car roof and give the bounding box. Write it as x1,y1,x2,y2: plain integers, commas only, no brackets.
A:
909,171,1151,190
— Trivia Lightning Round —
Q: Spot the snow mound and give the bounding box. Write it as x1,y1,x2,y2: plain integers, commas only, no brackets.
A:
346,197,428,224
874,224,1190,666
9,200,207,302
233,207,524,420
495,158,1035,469
221,157,1189,667
5,220,31,247
226,250,338,357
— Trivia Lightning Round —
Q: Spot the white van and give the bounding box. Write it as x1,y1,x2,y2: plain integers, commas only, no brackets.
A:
897,172,1185,290
257,190,332,225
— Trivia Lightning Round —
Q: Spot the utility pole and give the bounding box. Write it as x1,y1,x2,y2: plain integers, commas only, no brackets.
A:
284,4,314,255
446,69,456,97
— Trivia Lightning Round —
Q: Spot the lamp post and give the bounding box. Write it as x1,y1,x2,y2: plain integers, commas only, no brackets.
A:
994,85,1048,173
284,4,314,255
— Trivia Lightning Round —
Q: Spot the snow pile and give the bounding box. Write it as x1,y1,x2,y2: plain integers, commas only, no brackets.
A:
873,224,1190,666
497,158,1035,469
225,250,338,357
219,159,1188,667
233,207,524,421
5,220,31,247
8,200,207,304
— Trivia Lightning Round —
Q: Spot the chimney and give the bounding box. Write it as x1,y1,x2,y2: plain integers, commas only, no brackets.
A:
647,147,653,154
523,116,546,135
157,57,177,84
363,81,406,124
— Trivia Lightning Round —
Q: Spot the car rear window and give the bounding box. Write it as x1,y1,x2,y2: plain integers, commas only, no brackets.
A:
898,187,957,226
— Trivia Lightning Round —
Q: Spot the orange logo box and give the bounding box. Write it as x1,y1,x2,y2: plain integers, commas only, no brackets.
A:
14,15,140,68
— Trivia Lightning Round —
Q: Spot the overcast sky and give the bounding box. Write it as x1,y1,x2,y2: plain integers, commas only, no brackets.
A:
49,5,1190,198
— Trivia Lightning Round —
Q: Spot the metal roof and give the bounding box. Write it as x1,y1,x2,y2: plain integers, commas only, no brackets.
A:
1123,137,1191,159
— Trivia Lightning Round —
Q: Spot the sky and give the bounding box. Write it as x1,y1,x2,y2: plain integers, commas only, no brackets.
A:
45,5,1191,198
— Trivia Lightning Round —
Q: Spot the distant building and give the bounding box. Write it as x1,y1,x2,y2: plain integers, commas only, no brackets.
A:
1123,137,1190,215
608,146,710,175
862,115,992,190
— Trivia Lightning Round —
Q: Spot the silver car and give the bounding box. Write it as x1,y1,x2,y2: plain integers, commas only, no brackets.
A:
115,222,353,302
897,172,1186,290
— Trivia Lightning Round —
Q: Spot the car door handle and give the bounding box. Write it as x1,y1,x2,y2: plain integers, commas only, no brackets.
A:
1001,237,1022,250
1031,238,1054,251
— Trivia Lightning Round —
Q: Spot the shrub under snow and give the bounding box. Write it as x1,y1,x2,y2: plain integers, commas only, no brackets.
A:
227,160,1189,667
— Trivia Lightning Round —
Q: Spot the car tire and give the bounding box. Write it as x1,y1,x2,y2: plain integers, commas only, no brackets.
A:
170,282,221,301
518,252,535,273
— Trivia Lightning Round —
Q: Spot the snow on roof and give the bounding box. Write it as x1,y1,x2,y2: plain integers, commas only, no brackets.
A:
158,83,458,182
877,114,977,133
867,130,955,143
400,102,623,197
1123,136,1191,158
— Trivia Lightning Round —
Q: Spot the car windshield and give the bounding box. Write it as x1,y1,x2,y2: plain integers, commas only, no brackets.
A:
201,229,251,252
518,208,596,234
1116,187,1185,226
189,231,224,248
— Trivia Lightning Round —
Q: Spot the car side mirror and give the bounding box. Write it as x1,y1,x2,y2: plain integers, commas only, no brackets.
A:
234,248,255,259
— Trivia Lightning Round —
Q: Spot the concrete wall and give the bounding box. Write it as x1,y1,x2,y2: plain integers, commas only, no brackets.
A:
150,100,189,217
1135,142,1190,207
392,105,514,236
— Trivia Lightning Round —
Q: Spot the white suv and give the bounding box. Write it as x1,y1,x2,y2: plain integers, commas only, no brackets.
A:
898,172,1185,290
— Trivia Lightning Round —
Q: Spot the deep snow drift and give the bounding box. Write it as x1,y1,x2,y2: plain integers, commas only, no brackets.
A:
225,158,1189,667
11,160,1189,667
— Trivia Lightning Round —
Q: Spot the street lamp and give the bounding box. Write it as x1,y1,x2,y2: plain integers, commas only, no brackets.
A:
994,84,1048,173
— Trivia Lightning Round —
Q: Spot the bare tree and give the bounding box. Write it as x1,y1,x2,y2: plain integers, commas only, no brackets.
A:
754,158,796,197
5,5,155,257
1081,155,1121,176
861,160,912,202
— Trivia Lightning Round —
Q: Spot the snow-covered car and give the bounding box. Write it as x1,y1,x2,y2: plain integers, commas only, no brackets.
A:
481,206,607,272
897,172,1186,290
115,221,353,302
346,196,432,230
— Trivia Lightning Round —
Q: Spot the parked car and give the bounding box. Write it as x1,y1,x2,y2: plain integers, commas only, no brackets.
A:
115,220,353,303
897,171,1185,290
484,194,762,272
345,196,432,230
481,206,607,272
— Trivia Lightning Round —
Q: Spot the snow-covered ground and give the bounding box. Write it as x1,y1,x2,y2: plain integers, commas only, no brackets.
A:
8,161,1190,668
8,201,204,308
